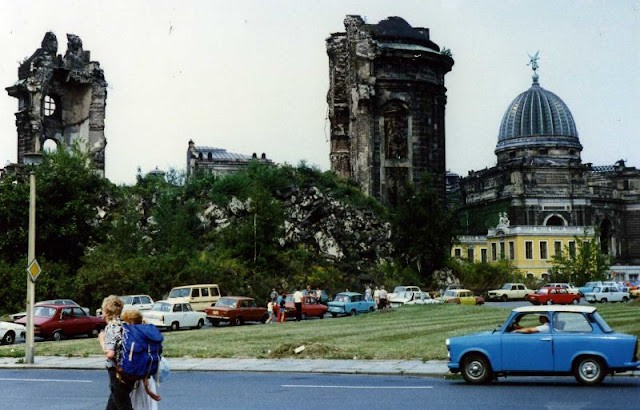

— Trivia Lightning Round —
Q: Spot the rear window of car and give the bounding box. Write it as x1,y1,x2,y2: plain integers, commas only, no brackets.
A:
554,312,592,333
591,312,613,333
34,306,56,317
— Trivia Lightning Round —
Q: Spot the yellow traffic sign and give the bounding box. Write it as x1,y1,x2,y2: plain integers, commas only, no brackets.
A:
27,259,42,281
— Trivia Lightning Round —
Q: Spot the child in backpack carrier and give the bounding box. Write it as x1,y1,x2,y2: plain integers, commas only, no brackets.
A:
121,310,162,406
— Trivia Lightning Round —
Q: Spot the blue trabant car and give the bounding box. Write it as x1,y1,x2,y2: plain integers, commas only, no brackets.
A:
446,305,640,385
327,292,376,317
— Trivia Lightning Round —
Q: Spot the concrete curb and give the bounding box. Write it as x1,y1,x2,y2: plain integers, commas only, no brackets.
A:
0,356,450,376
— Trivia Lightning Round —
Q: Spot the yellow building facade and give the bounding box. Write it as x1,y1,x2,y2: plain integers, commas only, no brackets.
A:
451,214,594,279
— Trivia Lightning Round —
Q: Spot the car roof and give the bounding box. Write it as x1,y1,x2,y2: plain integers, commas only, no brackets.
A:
450,289,472,293
336,292,362,296
220,296,253,300
513,305,596,314
171,284,218,289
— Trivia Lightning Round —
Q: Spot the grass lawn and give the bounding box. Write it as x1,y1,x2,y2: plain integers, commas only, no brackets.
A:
1,303,638,361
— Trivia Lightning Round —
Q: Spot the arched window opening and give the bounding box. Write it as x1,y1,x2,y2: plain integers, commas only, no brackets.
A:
44,95,56,116
545,214,565,226
43,139,58,153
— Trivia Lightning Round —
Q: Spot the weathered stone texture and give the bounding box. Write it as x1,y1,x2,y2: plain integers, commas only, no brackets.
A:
6,32,107,176
327,16,453,205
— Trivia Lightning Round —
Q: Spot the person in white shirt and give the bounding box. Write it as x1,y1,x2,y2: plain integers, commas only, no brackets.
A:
514,315,549,333
293,288,304,321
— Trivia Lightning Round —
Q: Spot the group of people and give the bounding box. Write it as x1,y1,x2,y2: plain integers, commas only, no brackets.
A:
266,285,324,324
365,284,389,310
99,295,161,410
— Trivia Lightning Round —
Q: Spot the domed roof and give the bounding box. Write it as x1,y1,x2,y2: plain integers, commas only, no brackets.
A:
496,78,581,154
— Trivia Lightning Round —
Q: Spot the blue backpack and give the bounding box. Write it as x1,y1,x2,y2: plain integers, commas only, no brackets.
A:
117,323,164,379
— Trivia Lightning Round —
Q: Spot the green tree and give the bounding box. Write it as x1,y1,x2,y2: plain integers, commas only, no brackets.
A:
391,177,455,282
550,232,610,285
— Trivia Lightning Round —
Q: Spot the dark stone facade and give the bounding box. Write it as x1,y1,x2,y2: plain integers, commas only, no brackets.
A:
5,32,108,176
326,16,454,205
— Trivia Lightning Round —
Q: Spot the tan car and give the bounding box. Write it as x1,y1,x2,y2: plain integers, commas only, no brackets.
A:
167,284,221,311
442,289,485,305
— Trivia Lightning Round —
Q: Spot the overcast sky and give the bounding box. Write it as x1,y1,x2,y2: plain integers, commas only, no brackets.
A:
1,0,638,185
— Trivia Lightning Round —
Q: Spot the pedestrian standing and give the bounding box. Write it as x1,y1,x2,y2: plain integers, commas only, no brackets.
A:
373,286,380,309
99,295,135,410
266,299,274,324
293,287,304,321
279,292,287,324
364,284,372,301
379,286,388,310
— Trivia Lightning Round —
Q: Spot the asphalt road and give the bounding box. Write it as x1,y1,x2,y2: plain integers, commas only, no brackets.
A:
1,369,638,409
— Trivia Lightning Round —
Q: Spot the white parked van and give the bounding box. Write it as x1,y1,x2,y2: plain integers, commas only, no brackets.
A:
167,284,221,311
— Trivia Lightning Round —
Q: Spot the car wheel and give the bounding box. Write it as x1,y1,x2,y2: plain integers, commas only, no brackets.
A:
622,297,629,303
88,327,100,338
600,298,608,303
369,307,374,313
572,298,579,305
301,313,307,321
331,313,338,318
350,309,357,316
234,316,244,326
573,356,606,385
196,319,204,329
52,330,63,341
461,354,493,384
501,295,508,302
260,314,268,324
170,322,180,331
546,299,553,305
319,313,325,319
1,330,15,345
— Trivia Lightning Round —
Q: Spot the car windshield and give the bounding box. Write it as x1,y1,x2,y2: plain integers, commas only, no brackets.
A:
33,306,56,317
152,302,172,312
215,298,237,308
393,286,406,293
536,288,548,294
584,282,597,287
121,296,133,304
501,284,512,290
592,287,602,293
169,288,190,298
333,294,350,302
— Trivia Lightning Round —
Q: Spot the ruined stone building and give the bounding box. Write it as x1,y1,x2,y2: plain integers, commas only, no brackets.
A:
326,16,454,205
186,140,273,177
452,59,640,279
5,32,108,176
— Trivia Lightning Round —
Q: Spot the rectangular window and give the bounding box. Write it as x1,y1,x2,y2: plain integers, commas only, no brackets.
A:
467,248,474,262
554,241,562,257
491,243,497,261
540,242,548,260
481,248,488,263
454,248,461,258
525,241,533,259
509,241,515,260
499,242,505,259
569,241,576,257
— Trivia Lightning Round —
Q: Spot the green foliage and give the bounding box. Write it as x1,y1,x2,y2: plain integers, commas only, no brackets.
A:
456,200,510,235
550,232,610,285
390,176,455,282
450,259,520,294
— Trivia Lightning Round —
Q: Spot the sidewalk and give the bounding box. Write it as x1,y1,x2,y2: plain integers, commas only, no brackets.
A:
0,356,450,377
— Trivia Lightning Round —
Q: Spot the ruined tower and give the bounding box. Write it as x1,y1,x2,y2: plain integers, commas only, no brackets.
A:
6,32,108,176
326,16,454,205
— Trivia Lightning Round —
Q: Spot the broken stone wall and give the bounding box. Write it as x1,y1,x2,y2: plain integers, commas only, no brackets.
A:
6,32,107,176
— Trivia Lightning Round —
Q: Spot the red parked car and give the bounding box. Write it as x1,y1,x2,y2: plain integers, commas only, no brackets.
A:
204,296,268,326
285,294,328,319
15,304,105,341
526,288,581,305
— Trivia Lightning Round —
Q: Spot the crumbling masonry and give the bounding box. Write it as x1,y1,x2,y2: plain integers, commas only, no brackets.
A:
6,32,108,175
326,16,454,205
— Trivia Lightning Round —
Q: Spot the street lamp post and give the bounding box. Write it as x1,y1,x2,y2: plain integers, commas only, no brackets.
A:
23,152,42,364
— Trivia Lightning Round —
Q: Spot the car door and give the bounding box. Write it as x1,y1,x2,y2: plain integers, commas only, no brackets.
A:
72,307,93,335
181,303,196,327
138,295,154,311
551,312,594,371
501,314,554,371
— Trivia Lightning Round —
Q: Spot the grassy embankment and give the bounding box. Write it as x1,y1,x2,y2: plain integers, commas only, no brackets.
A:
1,303,638,361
